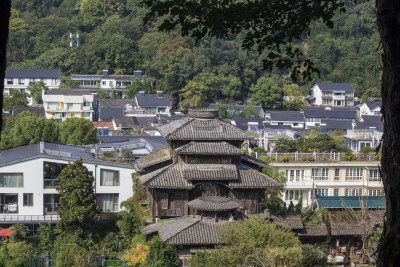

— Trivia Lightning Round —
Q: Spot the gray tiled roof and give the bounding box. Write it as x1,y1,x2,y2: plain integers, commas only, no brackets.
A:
232,118,264,131
316,83,355,91
268,111,304,122
139,163,279,189
175,142,244,156
167,218,229,245
297,226,328,237
208,103,263,113
97,135,165,145
134,149,172,171
0,143,40,165
113,117,140,128
136,94,170,107
356,115,384,132
321,119,353,130
276,215,304,230
188,196,239,211
240,155,269,169
365,101,382,111
228,164,280,188
6,69,61,78
99,99,136,108
182,164,240,181
43,90,92,96
99,107,124,119
159,117,253,140
303,108,356,119
142,216,201,241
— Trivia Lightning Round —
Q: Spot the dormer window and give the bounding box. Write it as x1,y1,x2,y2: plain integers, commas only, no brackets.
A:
157,91,163,98
138,91,145,97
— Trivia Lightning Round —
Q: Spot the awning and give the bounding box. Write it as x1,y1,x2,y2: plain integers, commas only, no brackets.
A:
333,91,345,93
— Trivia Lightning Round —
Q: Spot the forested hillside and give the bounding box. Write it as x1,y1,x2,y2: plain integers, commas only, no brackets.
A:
7,0,380,108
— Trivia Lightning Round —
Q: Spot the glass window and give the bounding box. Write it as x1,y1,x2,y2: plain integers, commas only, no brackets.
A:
369,169,381,181
100,169,120,186
23,193,33,206
335,168,340,180
312,168,329,180
0,173,23,187
345,188,363,196
18,78,24,85
7,78,13,85
315,188,329,196
334,189,339,196
346,168,363,180
100,194,119,212
368,189,384,196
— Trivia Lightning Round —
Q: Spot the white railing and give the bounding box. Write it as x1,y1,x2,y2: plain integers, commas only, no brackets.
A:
0,214,59,222
257,152,379,162
345,129,383,140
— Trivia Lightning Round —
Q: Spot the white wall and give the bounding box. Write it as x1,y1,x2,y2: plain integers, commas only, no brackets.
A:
311,84,322,105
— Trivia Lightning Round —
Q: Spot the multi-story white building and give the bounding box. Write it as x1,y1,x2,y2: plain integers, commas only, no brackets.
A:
42,90,95,121
4,69,61,105
0,141,134,225
265,153,382,207
310,83,355,107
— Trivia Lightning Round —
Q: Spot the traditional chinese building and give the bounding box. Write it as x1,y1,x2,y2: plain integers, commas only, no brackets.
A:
135,109,279,265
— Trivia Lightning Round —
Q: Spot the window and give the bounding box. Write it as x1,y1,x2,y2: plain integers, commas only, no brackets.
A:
66,103,73,110
285,169,304,182
369,169,381,181
334,189,339,196
315,188,329,196
374,110,380,115
23,193,33,206
346,168,363,180
345,188,363,196
312,168,329,180
84,112,90,118
7,78,13,85
368,189,384,196
100,194,119,212
161,193,168,209
100,169,120,186
335,168,340,180
51,79,56,85
285,190,302,200
18,78,25,85
0,173,23,187
0,194,18,213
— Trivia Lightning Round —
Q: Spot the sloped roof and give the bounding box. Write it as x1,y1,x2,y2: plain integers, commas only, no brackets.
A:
159,117,253,141
232,118,264,131
316,196,386,209
175,141,244,156
43,90,91,96
136,93,170,107
297,226,328,237
303,108,356,119
240,155,270,169
316,83,355,91
268,111,304,122
5,69,61,78
356,115,384,132
142,216,229,246
93,121,115,131
100,107,124,119
139,163,279,189
134,149,172,171
321,119,353,130
99,99,136,108
188,196,239,211
114,117,140,128
365,101,382,111
276,215,304,230
208,103,264,113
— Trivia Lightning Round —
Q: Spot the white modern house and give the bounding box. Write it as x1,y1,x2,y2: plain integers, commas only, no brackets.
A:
310,83,355,107
0,141,134,225
265,154,383,207
135,91,172,115
4,69,61,105
359,101,382,116
42,90,95,121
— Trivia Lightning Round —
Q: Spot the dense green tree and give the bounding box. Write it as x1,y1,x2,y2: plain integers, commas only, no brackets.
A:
56,243,92,267
143,236,179,267
3,88,29,112
27,81,48,104
250,76,283,109
37,223,55,255
0,111,59,150
283,83,304,111
59,118,97,145
80,0,105,28
56,159,100,239
275,138,298,153
305,133,337,152
116,197,141,248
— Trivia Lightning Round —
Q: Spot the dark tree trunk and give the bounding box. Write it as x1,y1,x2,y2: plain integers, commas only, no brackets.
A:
376,0,400,266
0,1,11,131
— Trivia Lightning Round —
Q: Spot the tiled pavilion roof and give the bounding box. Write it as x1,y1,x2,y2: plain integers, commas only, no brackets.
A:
175,141,244,156
188,196,240,211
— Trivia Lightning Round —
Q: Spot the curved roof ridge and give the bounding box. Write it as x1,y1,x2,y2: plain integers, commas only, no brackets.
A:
139,164,175,186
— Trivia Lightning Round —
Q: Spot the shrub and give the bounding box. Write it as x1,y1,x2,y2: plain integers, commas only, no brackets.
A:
56,243,94,267
360,146,376,154
123,243,149,266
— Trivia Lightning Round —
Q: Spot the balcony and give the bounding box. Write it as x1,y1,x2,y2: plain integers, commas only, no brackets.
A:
83,106,93,111
0,214,59,223
0,203,18,214
345,129,383,140
286,180,313,188
258,152,379,162
44,203,60,214
333,95,346,100
44,179,59,189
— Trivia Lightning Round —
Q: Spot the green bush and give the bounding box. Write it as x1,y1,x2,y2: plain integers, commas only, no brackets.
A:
56,243,94,267
360,146,376,154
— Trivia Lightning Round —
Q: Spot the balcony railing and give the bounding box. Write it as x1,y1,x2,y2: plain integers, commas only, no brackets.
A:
345,129,383,140
44,179,59,188
44,203,60,214
257,152,379,162
0,203,18,214
0,214,59,222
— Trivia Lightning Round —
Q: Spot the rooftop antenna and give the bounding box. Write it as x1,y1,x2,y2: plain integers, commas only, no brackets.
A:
69,32,80,48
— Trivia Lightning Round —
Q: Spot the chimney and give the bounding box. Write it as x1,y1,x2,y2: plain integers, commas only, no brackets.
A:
40,138,45,153
102,70,109,76
134,70,142,78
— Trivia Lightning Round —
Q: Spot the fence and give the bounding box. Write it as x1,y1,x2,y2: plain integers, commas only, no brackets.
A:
256,152,379,162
